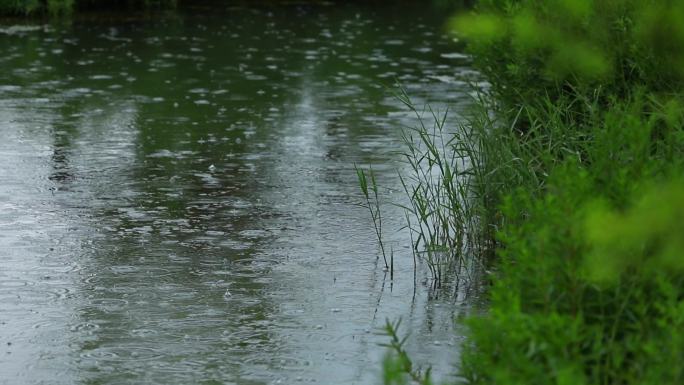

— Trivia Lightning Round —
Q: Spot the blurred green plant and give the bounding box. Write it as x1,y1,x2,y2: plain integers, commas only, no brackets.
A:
583,179,684,284
450,0,684,113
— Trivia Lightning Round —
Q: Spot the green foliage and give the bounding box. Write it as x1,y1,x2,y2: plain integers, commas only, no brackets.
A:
583,179,684,285
457,96,684,385
447,0,684,383
451,0,684,112
0,0,174,15
0,0,41,14
382,1,684,384
463,151,684,384
47,0,73,14
75,0,176,11
381,320,434,385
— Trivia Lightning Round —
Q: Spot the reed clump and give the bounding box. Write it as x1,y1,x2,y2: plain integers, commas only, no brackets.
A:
394,87,493,287
356,87,492,288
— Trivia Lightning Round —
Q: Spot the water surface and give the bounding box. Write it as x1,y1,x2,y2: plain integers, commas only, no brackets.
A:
0,3,478,384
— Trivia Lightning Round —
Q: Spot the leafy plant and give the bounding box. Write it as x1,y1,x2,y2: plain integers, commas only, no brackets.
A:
381,319,434,385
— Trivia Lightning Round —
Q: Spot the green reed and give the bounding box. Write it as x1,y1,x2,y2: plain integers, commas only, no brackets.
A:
356,164,389,271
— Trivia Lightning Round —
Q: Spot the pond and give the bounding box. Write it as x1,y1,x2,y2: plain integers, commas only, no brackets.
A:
0,2,478,384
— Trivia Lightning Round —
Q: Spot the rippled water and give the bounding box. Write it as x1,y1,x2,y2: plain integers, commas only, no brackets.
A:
0,3,479,384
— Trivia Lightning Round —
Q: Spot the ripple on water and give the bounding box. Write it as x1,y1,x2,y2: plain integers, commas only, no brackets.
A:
129,328,159,337
237,229,268,239
87,298,129,312
0,84,22,92
216,238,252,250
31,320,56,330
69,322,100,333
108,265,140,274
47,287,73,300
79,349,120,361
220,328,271,347
242,355,312,370
0,279,31,288
122,347,166,362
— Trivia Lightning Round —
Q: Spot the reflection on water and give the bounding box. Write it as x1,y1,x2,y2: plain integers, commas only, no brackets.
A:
0,2,480,384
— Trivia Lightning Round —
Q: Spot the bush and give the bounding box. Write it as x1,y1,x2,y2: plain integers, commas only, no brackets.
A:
448,1,684,383
462,97,684,384
383,1,684,384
